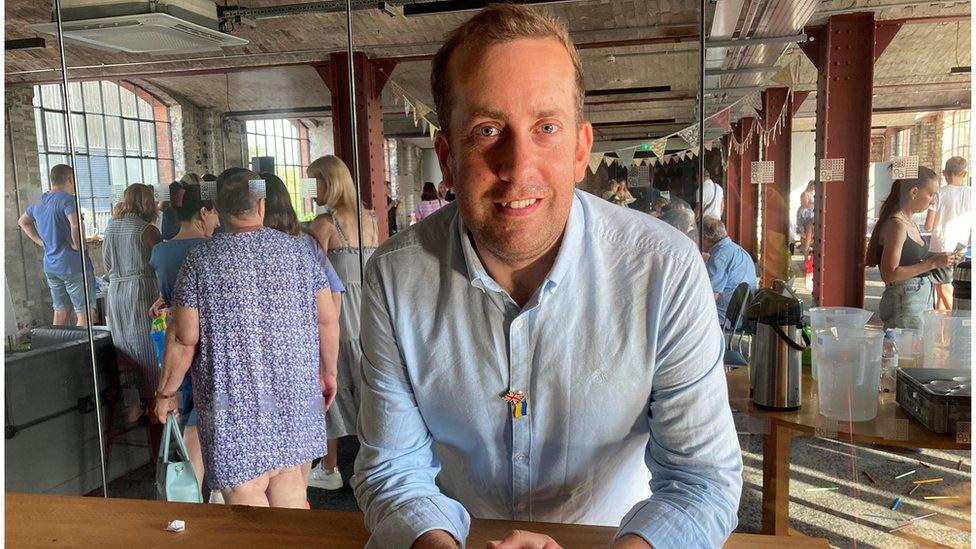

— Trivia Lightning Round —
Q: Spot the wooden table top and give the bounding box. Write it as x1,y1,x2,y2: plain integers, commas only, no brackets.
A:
727,368,970,449
5,493,829,548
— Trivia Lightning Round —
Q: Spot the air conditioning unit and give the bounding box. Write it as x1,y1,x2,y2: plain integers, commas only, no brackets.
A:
30,0,248,55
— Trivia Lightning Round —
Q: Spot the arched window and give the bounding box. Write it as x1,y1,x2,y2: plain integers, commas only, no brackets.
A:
33,81,175,234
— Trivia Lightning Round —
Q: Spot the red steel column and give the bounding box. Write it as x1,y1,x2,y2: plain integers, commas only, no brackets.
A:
315,53,397,243
725,134,741,242
800,14,901,306
737,117,760,259
759,88,793,287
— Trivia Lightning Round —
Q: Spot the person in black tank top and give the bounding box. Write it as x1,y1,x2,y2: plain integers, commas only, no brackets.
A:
866,167,960,329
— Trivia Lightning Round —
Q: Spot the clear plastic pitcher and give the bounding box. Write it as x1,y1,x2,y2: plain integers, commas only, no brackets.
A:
809,307,873,379
890,327,921,368
815,327,885,421
920,310,972,369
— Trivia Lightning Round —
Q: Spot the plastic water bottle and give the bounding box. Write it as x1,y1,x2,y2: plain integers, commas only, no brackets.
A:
880,329,899,392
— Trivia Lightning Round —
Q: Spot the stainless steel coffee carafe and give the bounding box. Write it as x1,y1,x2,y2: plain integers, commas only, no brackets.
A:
747,289,808,410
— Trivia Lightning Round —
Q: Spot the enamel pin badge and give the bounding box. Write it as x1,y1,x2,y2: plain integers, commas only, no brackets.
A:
502,390,528,419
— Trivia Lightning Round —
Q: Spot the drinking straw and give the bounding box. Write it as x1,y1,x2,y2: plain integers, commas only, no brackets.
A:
908,484,920,496
891,497,903,510
861,471,877,484
923,496,960,500
804,487,839,492
895,470,916,479
912,478,943,485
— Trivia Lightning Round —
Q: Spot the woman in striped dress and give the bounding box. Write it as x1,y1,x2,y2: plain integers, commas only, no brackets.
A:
103,184,161,403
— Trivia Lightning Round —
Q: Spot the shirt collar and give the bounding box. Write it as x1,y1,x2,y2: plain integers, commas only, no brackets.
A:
457,192,585,297
710,236,731,253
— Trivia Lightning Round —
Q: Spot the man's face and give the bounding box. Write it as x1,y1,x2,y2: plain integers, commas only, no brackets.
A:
435,37,593,265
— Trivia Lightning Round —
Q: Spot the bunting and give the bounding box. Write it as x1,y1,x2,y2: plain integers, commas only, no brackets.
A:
588,153,605,174
677,123,700,148
650,137,668,159
616,148,637,167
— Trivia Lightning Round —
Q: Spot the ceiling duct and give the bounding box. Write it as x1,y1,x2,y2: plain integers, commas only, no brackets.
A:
31,0,248,55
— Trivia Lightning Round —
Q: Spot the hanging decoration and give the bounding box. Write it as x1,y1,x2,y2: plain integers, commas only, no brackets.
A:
677,123,701,148
588,153,605,174
386,77,441,144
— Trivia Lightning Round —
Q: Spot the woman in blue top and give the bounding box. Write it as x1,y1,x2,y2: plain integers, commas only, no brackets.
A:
148,178,219,496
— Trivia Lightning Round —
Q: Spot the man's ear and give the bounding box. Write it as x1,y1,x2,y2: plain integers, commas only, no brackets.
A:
573,121,594,183
434,132,455,189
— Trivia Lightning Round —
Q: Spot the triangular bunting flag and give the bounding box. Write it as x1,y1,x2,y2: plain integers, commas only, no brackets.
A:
743,91,763,112
709,107,731,131
603,155,615,167
588,153,605,174
413,102,432,126
770,58,799,88
429,121,437,140
650,137,668,159
616,148,637,166
691,146,700,157
403,97,412,119
647,157,657,167
677,124,700,148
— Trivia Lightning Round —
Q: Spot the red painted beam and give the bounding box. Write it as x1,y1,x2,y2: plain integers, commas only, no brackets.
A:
759,87,793,287
725,134,740,242
314,53,396,242
736,117,760,260
802,13,880,307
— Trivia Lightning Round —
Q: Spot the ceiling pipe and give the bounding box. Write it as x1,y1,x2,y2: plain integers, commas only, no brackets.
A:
704,65,780,76
706,33,807,48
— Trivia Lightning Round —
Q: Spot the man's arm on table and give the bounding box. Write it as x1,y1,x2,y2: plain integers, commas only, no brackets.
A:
352,262,470,549
614,252,743,548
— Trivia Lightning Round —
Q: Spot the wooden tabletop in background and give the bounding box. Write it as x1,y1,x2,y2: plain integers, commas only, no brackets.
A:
5,493,829,548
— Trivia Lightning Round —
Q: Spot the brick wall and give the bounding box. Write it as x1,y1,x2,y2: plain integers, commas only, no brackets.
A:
5,85,53,329
910,112,944,173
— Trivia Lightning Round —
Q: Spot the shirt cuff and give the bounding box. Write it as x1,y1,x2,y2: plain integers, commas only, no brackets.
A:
365,496,471,549
614,499,712,549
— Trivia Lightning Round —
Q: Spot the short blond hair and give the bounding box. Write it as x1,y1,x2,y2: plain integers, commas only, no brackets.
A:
430,4,584,136
114,183,158,223
945,156,968,176
308,155,359,212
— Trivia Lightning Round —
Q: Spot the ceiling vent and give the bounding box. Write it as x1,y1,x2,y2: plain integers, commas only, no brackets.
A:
30,0,248,55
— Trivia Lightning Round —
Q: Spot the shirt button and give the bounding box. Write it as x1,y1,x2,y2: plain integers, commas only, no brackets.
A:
514,453,526,462
513,318,524,329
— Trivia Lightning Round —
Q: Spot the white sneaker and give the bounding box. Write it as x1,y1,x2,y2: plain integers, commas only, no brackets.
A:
307,465,343,490
209,490,225,504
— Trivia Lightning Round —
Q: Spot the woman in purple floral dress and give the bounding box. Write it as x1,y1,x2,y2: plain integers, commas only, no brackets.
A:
155,168,339,507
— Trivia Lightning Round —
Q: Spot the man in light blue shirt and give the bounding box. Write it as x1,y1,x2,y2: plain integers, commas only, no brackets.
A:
353,5,742,549
703,216,757,320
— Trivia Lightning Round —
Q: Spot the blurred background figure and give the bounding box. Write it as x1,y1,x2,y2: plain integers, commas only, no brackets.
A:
867,167,959,329
414,181,447,222
925,156,972,310
104,183,161,399
307,155,378,490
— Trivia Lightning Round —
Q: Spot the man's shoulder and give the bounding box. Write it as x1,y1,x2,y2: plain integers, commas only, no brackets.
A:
578,190,699,267
369,202,459,268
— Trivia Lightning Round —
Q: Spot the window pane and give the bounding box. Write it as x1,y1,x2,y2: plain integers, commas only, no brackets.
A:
266,134,277,161
32,88,40,107
37,155,49,187
102,82,120,115
82,81,103,113
105,117,123,153
41,84,63,111
86,114,106,151
126,157,143,183
124,119,140,154
68,83,84,112
45,112,66,151
34,108,46,152
142,159,158,185
109,156,127,187
71,113,88,151
140,121,156,155
120,86,137,118
137,96,153,121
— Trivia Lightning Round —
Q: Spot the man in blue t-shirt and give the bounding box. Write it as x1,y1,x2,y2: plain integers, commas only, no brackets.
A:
18,164,96,326
703,216,757,321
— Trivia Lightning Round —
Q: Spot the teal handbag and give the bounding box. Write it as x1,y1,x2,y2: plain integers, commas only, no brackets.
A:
156,412,203,503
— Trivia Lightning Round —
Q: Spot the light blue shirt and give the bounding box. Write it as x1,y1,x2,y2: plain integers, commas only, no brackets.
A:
353,190,742,549
705,236,757,320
